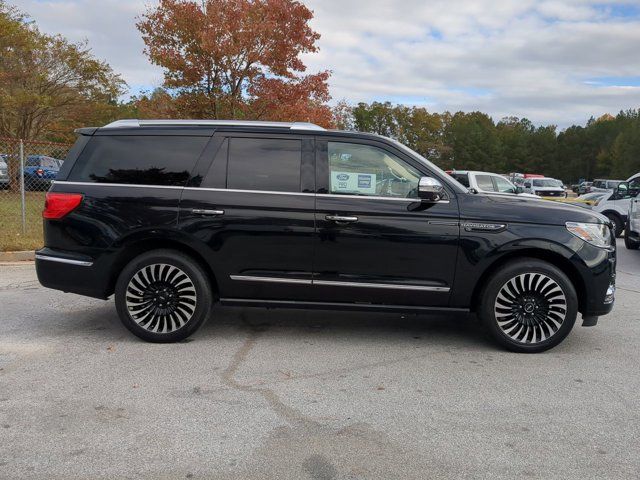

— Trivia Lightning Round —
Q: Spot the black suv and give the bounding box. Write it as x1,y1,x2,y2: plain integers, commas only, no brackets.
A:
36,120,616,352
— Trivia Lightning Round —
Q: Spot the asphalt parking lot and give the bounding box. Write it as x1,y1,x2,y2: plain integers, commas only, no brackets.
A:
1,239,639,479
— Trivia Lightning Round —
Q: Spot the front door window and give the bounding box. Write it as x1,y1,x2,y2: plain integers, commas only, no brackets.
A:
328,142,421,198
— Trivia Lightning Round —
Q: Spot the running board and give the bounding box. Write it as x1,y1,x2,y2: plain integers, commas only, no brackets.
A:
219,298,469,314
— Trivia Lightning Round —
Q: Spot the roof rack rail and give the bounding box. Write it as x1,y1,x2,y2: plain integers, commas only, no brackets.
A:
102,119,325,131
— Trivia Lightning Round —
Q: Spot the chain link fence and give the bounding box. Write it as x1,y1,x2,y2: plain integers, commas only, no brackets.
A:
0,137,73,251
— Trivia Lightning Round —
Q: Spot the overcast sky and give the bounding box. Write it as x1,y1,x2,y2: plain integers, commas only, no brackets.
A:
11,0,640,128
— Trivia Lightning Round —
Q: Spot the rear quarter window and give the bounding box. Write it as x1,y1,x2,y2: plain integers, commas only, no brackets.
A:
68,136,209,186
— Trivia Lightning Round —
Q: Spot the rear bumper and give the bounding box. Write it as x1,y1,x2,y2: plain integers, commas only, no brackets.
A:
35,247,110,299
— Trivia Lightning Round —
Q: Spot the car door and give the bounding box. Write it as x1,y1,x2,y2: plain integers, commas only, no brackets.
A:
178,132,317,302
311,137,460,307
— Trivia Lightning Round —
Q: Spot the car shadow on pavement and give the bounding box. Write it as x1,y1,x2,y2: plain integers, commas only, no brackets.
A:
53,300,493,350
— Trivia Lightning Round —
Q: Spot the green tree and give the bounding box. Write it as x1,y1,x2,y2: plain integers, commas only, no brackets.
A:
443,112,501,171
351,101,397,137
610,120,640,178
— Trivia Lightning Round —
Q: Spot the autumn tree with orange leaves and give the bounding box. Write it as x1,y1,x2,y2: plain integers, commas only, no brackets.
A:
136,0,333,127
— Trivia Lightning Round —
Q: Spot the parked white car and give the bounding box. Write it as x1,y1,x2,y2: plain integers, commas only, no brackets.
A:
447,170,538,198
590,180,637,238
522,177,567,198
624,172,640,249
591,178,624,193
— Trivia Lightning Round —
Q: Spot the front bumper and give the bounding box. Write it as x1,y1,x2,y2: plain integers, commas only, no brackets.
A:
580,247,616,317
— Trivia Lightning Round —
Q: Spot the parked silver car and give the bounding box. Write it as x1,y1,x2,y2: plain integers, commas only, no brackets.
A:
0,154,9,189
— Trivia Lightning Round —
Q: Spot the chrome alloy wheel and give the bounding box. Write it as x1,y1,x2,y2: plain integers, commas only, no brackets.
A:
125,263,197,333
494,273,567,344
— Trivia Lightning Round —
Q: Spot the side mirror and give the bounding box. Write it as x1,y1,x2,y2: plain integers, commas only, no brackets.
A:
524,182,531,188
418,176,445,202
617,182,629,197
516,186,524,194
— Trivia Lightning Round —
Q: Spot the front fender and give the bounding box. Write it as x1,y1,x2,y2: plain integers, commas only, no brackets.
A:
449,222,609,309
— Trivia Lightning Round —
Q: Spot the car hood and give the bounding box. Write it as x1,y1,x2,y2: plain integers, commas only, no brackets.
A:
531,186,564,191
459,193,609,226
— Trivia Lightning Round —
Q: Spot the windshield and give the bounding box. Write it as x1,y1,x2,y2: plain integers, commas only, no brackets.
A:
532,179,562,188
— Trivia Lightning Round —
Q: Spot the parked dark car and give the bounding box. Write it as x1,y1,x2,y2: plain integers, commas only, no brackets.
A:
36,120,617,353
22,155,62,190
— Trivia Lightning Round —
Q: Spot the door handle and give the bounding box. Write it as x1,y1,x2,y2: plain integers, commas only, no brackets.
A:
326,215,358,224
192,209,225,216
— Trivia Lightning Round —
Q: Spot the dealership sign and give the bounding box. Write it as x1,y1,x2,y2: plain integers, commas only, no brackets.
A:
331,171,376,195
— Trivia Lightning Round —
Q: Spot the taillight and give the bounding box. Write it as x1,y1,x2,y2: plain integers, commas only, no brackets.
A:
43,193,83,219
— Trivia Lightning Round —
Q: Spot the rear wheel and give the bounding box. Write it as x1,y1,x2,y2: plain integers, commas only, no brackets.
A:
624,220,640,250
479,258,578,353
115,249,214,342
605,213,623,238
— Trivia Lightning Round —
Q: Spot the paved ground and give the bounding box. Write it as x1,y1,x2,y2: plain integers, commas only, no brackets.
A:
1,239,639,479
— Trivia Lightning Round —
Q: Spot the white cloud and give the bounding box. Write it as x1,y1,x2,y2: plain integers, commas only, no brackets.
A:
10,0,640,127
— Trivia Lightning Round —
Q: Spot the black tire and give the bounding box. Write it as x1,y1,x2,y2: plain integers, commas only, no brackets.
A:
115,249,214,342
605,213,623,238
479,258,578,353
624,220,640,250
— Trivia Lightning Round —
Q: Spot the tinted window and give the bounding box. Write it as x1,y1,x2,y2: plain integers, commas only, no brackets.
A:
227,138,301,192
475,175,495,192
328,142,420,198
69,136,208,186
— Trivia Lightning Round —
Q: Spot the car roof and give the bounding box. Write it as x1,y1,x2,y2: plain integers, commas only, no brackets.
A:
448,170,503,176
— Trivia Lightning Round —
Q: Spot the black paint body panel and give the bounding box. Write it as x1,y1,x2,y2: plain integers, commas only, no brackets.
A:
36,125,616,318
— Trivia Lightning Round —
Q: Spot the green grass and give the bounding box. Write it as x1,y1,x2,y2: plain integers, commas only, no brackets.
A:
0,191,46,251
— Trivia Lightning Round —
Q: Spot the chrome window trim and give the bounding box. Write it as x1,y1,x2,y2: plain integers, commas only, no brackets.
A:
230,275,450,292
54,181,184,190
35,254,93,267
318,193,449,203
184,187,315,197
53,181,450,203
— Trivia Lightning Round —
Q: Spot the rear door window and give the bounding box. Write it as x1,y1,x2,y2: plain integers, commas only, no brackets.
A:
68,136,208,186
227,137,302,192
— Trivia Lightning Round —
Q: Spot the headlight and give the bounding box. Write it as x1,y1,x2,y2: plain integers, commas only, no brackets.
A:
566,222,612,248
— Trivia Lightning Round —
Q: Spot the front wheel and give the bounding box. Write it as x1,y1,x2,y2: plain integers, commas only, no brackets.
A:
605,213,623,238
479,258,578,353
115,249,214,342
624,220,640,250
